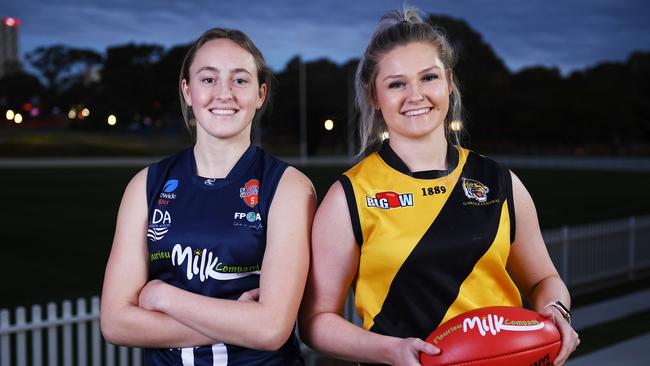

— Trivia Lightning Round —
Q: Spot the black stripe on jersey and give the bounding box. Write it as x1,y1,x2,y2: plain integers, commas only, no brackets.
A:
339,175,363,246
368,152,504,340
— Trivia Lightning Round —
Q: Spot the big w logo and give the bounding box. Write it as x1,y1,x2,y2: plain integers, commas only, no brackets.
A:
366,191,414,209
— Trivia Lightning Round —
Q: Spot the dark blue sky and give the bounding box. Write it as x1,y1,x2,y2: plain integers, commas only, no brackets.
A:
3,0,649,74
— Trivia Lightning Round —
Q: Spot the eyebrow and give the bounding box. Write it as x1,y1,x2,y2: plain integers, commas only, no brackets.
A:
195,66,254,76
382,65,443,82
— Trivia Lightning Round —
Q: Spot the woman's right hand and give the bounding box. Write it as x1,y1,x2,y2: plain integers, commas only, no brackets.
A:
388,337,440,366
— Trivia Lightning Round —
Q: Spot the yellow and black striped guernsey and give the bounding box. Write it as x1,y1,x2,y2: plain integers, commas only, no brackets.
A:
340,141,522,343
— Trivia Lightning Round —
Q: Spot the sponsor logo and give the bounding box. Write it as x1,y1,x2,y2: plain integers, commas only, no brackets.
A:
157,199,170,205
430,323,463,345
163,179,178,192
530,354,551,366
366,191,414,209
240,179,260,208
204,178,216,186
159,192,176,200
171,244,261,282
149,251,171,262
462,314,544,336
159,179,179,200
461,177,489,202
147,209,171,242
233,211,263,230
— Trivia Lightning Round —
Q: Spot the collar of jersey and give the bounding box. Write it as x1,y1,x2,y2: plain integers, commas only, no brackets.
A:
377,140,459,179
188,144,258,189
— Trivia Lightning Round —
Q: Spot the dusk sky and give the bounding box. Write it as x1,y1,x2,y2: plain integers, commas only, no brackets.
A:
3,0,650,74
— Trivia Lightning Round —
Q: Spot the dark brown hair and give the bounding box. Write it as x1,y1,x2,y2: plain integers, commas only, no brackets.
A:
179,28,273,140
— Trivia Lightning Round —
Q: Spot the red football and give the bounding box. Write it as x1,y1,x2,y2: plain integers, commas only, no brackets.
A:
421,306,561,366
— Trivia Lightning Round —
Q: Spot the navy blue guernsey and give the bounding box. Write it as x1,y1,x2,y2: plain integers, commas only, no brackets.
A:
144,144,303,366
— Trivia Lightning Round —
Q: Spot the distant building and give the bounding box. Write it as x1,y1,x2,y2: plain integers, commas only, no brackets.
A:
0,17,21,78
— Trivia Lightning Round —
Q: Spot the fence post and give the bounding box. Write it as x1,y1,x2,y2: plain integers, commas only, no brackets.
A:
562,225,570,285
0,309,10,366
629,216,637,280
62,300,72,366
119,346,128,366
47,302,58,366
16,307,26,366
105,341,115,366
32,305,43,366
91,297,101,366
77,298,88,366
132,347,142,366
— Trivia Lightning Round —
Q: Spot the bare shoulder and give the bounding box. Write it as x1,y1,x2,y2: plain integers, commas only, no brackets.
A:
312,180,353,243
509,170,535,210
320,179,347,211
509,170,524,190
116,166,149,213
276,166,316,198
126,166,149,192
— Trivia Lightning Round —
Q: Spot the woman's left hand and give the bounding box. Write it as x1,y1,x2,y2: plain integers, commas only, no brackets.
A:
539,306,580,366
138,279,170,311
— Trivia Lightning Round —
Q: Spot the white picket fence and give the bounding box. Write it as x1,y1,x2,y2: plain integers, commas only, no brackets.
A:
0,298,141,366
544,215,650,289
2,215,649,366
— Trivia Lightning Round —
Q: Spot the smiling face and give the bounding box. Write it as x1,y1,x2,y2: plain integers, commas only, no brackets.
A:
182,38,267,141
374,41,452,142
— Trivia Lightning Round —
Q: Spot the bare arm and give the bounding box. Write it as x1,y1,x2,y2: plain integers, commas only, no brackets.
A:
506,171,580,366
138,167,316,351
100,168,218,348
299,182,438,365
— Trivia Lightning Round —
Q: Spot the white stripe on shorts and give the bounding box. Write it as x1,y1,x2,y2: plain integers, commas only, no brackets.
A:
212,343,228,366
181,347,194,366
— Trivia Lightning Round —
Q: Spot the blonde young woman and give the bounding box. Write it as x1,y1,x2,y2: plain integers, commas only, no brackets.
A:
300,8,579,366
101,28,315,365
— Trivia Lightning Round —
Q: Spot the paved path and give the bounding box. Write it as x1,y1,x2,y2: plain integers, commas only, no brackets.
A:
567,332,650,365
572,288,650,331
566,288,650,365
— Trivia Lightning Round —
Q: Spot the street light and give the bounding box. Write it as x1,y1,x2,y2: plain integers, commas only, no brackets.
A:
324,119,334,131
450,120,463,132
6,109,15,121
81,108,90,117
14,113,23,124
68,108,77,119
107,115,117,126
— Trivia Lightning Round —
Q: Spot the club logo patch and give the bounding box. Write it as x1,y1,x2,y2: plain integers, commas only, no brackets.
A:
462,177,489,202
366,191,414,209
148,208,172,242
240,179,260,208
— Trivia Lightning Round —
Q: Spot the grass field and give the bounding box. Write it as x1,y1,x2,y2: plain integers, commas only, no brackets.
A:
1,165,649,309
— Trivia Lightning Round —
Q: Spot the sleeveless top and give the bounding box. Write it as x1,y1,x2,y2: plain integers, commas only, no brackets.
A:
341,142,522,343
144,144,303,365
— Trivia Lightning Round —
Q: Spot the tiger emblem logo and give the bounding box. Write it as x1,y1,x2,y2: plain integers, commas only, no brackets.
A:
461,177,489,202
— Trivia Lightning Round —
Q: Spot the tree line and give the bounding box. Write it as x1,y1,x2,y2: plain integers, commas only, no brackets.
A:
1,15,648,155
